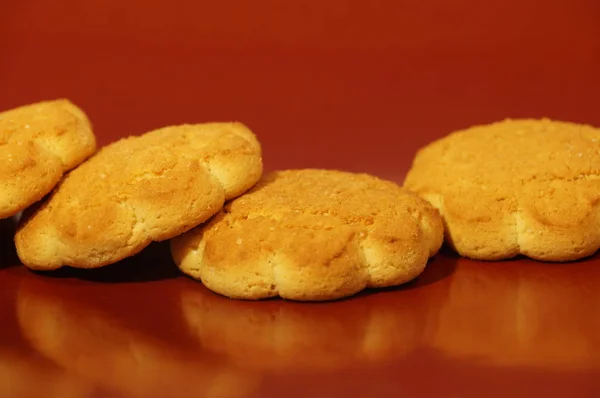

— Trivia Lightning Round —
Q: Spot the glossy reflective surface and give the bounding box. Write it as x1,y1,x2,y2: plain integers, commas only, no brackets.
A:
2,0,600,397
2,239,600,397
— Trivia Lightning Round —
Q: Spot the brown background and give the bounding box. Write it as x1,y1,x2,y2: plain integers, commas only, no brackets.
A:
2,1,600,397
2,0,600,180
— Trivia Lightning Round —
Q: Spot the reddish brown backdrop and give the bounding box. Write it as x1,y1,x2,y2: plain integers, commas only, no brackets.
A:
2,0,599,180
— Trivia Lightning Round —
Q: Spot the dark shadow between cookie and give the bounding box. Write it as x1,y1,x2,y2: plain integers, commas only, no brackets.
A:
406,246,459,287
0,215,20,269
30,240,181,283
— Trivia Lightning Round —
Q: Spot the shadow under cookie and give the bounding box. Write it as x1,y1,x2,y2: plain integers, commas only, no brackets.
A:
0,215,20,269
29,241,181,283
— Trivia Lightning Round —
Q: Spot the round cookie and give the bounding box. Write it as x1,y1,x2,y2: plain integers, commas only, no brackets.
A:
404,118,600,262
15,122,263,270
0,99,96,219
171,169,444,301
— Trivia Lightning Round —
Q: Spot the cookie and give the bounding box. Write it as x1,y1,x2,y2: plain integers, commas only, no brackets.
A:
404,118,600,262
0,99,96,219
171,169,444,301
15,122,263,270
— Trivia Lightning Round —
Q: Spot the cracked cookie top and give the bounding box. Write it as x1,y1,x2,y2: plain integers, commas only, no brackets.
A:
403,118,600,262
0,99,96,219
171,169,444,301
15,122,263,270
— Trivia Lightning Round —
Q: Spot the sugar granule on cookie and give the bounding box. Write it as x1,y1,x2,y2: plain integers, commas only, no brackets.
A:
171,169,444,301
404,118,600,262
0,99,96,219
15,122,263,270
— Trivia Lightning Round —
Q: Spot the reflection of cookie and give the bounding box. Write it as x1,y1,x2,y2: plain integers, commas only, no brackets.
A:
0,99,96,219
15,122,263,270
180,276,448,371
429,258,600,370
172,169,444,301
404,118,600,262
0,348,94,398
16,278,260,398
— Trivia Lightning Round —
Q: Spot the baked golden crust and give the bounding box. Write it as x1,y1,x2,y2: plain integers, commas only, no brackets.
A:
0,99,96,218
15,122,263,270
404,118,600,262
171,169,443,301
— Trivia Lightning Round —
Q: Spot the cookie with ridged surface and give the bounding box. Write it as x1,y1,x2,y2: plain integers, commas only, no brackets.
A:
404,118,600,262
171,169,443,301
15,122,263,270
0,99,96,219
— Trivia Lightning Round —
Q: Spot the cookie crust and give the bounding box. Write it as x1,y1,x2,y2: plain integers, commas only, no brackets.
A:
171,169,443,301
0,99,96,219
404,118,600,262
15,122,263,270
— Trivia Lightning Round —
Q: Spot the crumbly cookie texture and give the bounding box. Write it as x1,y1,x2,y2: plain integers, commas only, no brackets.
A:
404,118,600,262
15,122,263,270
0,99,96,219
171,169,443,301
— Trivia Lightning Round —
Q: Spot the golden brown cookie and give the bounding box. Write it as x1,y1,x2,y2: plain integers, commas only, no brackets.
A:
0,99,96,219
404,118,600,262
15,122,263,270
171,169,444,301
